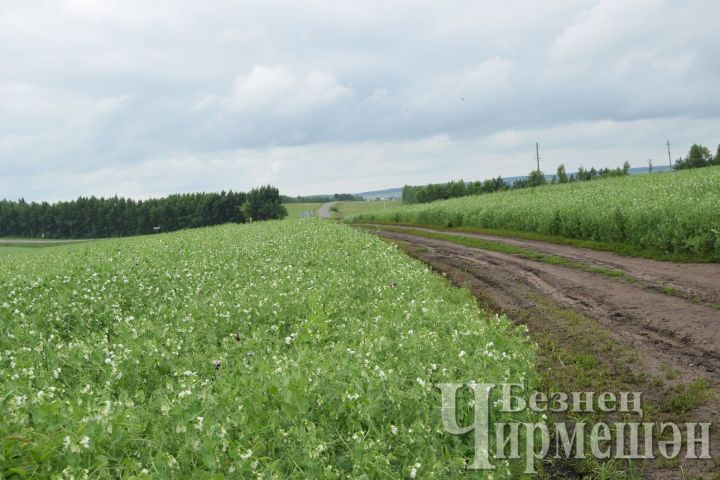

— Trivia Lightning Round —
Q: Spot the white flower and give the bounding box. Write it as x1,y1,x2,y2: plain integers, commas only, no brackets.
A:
240,448,253,460
63,436,72,449
416,377,426,387
80,436,90,449
195,416,204,431
458,350,466,358
391,425,399,435
178,389,192,399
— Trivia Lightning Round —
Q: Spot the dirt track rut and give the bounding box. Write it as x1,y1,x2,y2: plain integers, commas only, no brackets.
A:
368,225,719,479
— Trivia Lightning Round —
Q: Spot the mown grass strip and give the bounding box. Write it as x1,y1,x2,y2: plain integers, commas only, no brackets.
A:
370,225,629,279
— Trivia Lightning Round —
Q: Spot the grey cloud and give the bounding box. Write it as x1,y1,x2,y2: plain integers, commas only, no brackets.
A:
0,0,718,200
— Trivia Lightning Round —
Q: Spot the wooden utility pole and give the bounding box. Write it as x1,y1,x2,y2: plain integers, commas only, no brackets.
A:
666,140,672,168
536,142,540,171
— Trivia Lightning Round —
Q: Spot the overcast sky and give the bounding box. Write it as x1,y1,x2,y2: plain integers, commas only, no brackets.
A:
1,0,719,201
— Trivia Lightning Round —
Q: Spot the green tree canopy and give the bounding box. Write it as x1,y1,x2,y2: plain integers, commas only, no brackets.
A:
556,164,568,184
527,169,547,187
243,185,287,221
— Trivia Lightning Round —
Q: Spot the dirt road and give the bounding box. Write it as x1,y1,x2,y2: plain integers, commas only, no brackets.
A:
318,202,335,219
365,224,719,479
0,238,87,245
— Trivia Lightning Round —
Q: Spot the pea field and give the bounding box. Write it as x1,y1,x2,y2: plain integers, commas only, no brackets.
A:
0,220,536,478
350,167,720,261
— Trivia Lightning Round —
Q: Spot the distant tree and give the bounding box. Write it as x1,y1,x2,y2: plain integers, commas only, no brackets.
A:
623,161,631,175
512,178,529,189
675,144,712,170
493,176,507,191
242,185,287,221
556,164,569,184
576,167,587,181
527,170,547,187
332,193,363,201
713,145,720,166
401,185,417,204
689,144,712,168
0,190,251,238
447,180,466,198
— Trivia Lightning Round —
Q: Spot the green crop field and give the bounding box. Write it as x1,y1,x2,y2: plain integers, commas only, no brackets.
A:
350,167,720,261
0,220,536,478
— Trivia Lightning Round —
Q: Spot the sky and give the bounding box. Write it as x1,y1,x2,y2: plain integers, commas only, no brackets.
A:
1,0,719,201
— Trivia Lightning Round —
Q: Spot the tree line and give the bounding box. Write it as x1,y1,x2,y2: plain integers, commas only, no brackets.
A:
402,161,631,204
0,185,287,239
673,144,720,170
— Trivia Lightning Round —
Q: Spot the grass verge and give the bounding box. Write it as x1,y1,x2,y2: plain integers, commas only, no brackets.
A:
368,225,630,279
353,221,718,263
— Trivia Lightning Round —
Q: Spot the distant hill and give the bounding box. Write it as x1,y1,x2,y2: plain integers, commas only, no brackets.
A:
354,187,403,200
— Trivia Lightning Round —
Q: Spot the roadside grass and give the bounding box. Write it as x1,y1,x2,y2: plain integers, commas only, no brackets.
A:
354,221,718,263
367,225,630,279
661,379,712,416
496,296,713,479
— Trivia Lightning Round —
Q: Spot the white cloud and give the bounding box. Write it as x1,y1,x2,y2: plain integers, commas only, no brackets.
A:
0,0,718,200
551,0,663,62
222,66,353,115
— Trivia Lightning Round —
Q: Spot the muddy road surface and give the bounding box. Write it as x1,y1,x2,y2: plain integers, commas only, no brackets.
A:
365,224,719,479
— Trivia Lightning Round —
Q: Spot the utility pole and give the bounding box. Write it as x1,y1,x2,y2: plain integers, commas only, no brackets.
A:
666,140,672,168
536,142,540,172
